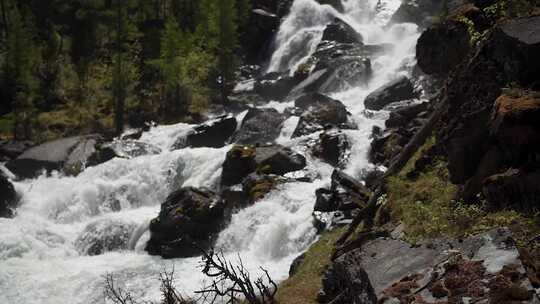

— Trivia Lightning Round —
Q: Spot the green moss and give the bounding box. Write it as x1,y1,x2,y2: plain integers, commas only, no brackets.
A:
0,114,15,138
249,177,277,203
386,135,540,253
229,144,256,159
275,227,346,304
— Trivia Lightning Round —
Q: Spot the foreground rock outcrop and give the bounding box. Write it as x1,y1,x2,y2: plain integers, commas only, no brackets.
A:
320,228,539,303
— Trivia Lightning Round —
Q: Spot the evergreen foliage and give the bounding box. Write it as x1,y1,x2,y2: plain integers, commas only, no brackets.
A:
0,0,248,140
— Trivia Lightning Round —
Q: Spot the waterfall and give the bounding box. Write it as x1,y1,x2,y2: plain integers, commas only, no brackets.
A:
0,1,420,303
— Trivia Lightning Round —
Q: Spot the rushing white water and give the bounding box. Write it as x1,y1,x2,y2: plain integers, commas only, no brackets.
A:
0,1,420,303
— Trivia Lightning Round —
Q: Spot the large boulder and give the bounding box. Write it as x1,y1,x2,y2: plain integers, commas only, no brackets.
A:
5,135,104,179
0,172,18,218
364,76,416,111
173,115,237,149
145,187,229,258
416,20,471,77
233,108,286,145
220,144,306,187
292,93,351,137
321,18,363,44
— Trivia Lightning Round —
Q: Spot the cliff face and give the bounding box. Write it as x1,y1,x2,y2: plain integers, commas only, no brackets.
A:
423,14,540,208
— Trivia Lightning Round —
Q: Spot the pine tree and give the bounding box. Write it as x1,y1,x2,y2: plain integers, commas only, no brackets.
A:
216,0,239,101
111,0,140,135
4,6,39,139
158,16,184,117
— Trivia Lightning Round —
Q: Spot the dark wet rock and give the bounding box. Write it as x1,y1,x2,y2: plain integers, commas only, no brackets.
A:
5,135,103,179
292,93,351,137
146,187,229,258
173,115,237,149
75,219,136,256
0,172,18,218
313,129,350,167
0,140,34,160
289,253,306,277
255,145,307,175
221,145,257,187
364,76,416,111
416,20,471,77
321,18,363,44
234,108,285,145
318,248,377,304
254,72,306,101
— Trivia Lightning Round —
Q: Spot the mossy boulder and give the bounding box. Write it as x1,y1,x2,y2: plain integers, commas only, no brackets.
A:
242,173,280,204
221,145,257,187
221,144,306,187
145,187,229,258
